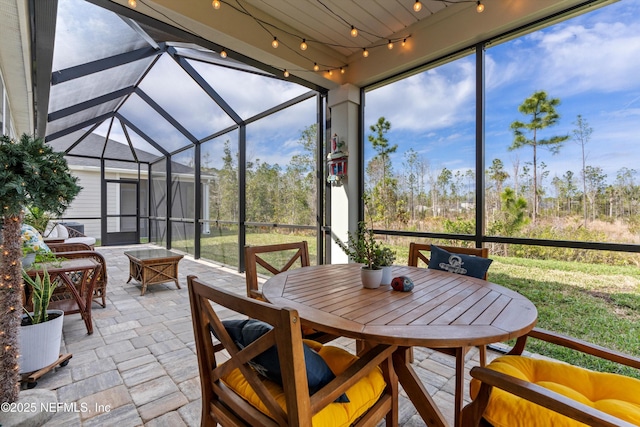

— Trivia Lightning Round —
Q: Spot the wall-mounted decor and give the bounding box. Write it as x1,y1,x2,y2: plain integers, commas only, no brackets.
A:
327,134,348,184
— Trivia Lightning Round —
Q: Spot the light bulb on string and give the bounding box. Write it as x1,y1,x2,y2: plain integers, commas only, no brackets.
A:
350,26,358,37
340,67,345,74
128,0,136,8
328,70,333,76
413,1,422,12
402,38,407,47
272,37,279,48
283,69,290,77
212,0,221,9
220,49,227,58
300,39,307,50
313,63,320,72
388,40,394,50
476,1,484,13
362,48,369,58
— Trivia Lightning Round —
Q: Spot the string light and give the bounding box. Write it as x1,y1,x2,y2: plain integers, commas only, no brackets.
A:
202,1,430,77
128,0,136,8
328,70,333,76
476,1,485,13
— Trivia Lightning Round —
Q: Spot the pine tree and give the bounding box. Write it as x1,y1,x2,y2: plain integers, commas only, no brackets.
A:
509,91,568,222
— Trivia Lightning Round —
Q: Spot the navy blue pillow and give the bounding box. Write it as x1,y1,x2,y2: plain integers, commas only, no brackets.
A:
428,245,493,279
214,319,348,402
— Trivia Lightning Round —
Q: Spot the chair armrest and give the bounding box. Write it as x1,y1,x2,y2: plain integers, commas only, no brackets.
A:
49,242,93,252
44,238,65,244
467,366,637,427
510,327,640,370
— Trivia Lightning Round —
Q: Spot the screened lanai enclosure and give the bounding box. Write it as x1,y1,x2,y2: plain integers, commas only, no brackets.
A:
29,0,640,273
41,0,327,270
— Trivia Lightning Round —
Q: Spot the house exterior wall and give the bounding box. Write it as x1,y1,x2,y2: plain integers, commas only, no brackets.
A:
62,166,147,239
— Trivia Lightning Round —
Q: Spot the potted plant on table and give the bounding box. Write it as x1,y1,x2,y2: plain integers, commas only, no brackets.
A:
376,246,396,285
335,221,385,288
0,134,81,403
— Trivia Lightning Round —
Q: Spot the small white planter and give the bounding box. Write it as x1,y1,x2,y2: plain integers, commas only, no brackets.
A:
18,310,64,374
361,267,383,289
380,266,393,285
22,252,36,269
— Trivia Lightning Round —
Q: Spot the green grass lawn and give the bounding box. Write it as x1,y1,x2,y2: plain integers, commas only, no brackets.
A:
487,256,640,378
188,232,640,377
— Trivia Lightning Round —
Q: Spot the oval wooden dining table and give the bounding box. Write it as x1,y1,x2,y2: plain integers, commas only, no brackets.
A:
262,263,538,427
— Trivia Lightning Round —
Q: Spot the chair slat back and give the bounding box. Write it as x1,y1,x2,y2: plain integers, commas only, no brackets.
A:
188,275,309,426
408,242,490,279
245,242,310,300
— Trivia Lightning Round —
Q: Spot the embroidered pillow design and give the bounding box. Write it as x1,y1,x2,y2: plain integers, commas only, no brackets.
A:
428,245,492,279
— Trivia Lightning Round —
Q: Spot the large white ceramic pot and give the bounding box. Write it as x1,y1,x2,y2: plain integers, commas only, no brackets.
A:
380,266,393,285
361,267,383,289
18,310,64,374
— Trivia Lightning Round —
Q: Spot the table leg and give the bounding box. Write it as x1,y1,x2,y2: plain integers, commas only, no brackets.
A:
393,347,447,427
56,272,94,335
454,347,465,427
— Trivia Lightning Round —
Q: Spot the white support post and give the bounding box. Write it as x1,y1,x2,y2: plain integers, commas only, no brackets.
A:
327,84,361,264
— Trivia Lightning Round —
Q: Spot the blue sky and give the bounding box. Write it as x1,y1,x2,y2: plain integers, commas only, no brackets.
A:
364,0,640,187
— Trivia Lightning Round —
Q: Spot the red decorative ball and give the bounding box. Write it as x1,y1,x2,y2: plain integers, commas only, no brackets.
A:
391,276,414,292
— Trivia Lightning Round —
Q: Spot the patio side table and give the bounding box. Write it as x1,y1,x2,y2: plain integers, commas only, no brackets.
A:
24,258,101,335
124,248,184,295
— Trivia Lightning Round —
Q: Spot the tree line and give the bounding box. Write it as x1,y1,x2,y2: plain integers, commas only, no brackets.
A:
199,91,640,256
366,91,640,245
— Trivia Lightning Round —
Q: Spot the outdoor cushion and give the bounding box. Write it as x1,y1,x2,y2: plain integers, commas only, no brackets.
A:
469,355,640,427
216,319,346,400
221,338,387,427
48,223,70,239
21,224,51,253
428,244,492,279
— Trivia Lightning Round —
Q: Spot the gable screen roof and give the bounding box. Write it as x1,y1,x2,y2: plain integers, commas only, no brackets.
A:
41,0,322,161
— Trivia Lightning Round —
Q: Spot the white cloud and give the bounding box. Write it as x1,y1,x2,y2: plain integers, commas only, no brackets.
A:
365,59,476,133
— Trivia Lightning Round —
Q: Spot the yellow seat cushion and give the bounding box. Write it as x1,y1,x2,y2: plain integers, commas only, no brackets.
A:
470,355,640,427
222,340,387,427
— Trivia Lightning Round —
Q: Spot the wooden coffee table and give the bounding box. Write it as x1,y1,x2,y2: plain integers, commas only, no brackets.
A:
124,248,184,295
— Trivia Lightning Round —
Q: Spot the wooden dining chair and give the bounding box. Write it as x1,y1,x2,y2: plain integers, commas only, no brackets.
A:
245,241,338,344
244,241,310,300
187,275,399,427
408,242,491,425
462,327,640,427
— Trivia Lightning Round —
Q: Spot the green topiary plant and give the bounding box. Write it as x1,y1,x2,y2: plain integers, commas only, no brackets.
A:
0,133,81,403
